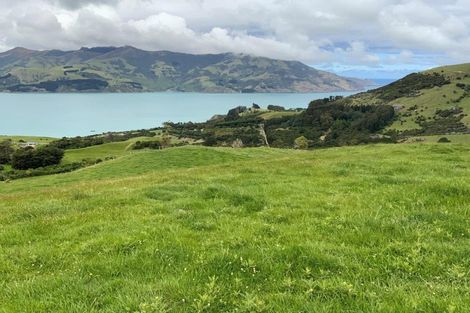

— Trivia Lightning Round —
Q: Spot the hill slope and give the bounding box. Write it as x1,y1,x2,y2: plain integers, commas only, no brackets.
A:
348,63,470,135
0,144,469,312
0,46,369,93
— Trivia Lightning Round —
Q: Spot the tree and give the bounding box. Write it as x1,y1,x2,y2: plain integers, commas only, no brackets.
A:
12,145,64,170
267,105,285,111
294,136,309,149
226,106,247,120
0,140,14,164
160,133,172,148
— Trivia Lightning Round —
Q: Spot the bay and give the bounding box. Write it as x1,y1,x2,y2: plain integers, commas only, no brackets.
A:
0,91,359,137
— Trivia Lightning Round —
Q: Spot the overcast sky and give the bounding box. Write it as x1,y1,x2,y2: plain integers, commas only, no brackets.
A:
0,0,469,78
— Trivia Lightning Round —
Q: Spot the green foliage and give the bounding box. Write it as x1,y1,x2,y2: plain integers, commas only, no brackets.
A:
0,140,14,164
372,72,450,101
438,137,451,143
133,140,162,150
401,107,468,136
11,145,64,170
0,161,89,181
51,130,156,150
294,136,309,149
226,106,247,121
168,101,395,149
267,105,285,111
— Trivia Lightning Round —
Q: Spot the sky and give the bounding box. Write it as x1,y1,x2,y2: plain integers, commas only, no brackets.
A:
0,0,469,79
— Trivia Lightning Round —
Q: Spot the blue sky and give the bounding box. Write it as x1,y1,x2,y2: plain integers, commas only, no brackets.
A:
317,52,448,79
0,0,469,79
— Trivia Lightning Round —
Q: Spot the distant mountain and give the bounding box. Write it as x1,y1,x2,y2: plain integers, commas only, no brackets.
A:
0,46,370,93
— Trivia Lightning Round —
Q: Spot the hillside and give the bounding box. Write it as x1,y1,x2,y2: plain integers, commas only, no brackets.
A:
348,63,470,136
0,46,369,93
0,143,469,312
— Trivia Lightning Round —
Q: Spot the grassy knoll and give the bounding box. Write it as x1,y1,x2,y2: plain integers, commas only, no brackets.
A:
61,137,158,164
258,110,301,120
0,135,56,145
0,144,469,312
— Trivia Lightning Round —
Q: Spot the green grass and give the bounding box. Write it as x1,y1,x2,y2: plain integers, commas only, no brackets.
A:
0,135,57,145
62,136,187,164
0,144,469,312
258,111,301,120
349,63,470,132
62,137,155,164
387,82,470,131
405,134,470,144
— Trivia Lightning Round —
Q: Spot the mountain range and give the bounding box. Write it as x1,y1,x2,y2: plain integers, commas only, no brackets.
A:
0,46,370,93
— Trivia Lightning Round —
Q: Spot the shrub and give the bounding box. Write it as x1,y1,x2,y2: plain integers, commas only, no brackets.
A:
294,136,309,149
267,105,285,111
0,140,14,164
438,137,451,143
11,145,64,170
133,140,163,150
372,73,450,101
226,106,247,120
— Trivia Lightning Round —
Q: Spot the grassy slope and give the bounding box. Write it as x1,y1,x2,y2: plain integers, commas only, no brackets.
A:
350,63,470,131
0,135,56,145
62,137,157,164
0,144,469,312
405,134,470,144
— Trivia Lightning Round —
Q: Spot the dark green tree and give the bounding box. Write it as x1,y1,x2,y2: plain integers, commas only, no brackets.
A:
12,145,64,170
0,140,14,164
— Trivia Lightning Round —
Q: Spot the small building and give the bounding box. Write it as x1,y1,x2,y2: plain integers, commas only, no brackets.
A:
18,141,39,148
393,104,404,112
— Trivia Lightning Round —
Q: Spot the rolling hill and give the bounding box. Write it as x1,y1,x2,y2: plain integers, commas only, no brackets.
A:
348,63,470,135
0,143,469,312
0,46,369,93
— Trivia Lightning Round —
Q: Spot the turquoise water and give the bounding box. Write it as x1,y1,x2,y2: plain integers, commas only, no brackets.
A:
1,91,359,137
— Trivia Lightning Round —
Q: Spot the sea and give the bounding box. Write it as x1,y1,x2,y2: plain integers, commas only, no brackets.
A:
0,90,375,137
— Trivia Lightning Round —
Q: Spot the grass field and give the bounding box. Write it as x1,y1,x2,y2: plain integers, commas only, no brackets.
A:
61,137,158,164
61,135,189,164
0,135,57,145
404,134,470,144
1,144,469,312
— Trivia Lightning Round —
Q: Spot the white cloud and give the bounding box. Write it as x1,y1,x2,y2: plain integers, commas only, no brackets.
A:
0,0,469,76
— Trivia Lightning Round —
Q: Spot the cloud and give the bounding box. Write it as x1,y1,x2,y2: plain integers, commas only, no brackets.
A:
50,0,118,10
0,0,469,77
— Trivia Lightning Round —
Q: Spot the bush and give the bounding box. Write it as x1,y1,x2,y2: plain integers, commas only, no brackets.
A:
0,140,14,164
51,130,156,150
438,137,451,143
132,140,163,150
267,105,285,111
372,73,450,101
12,145,64,170
294,136,309,149
226,106,247,120
0,162,82,181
